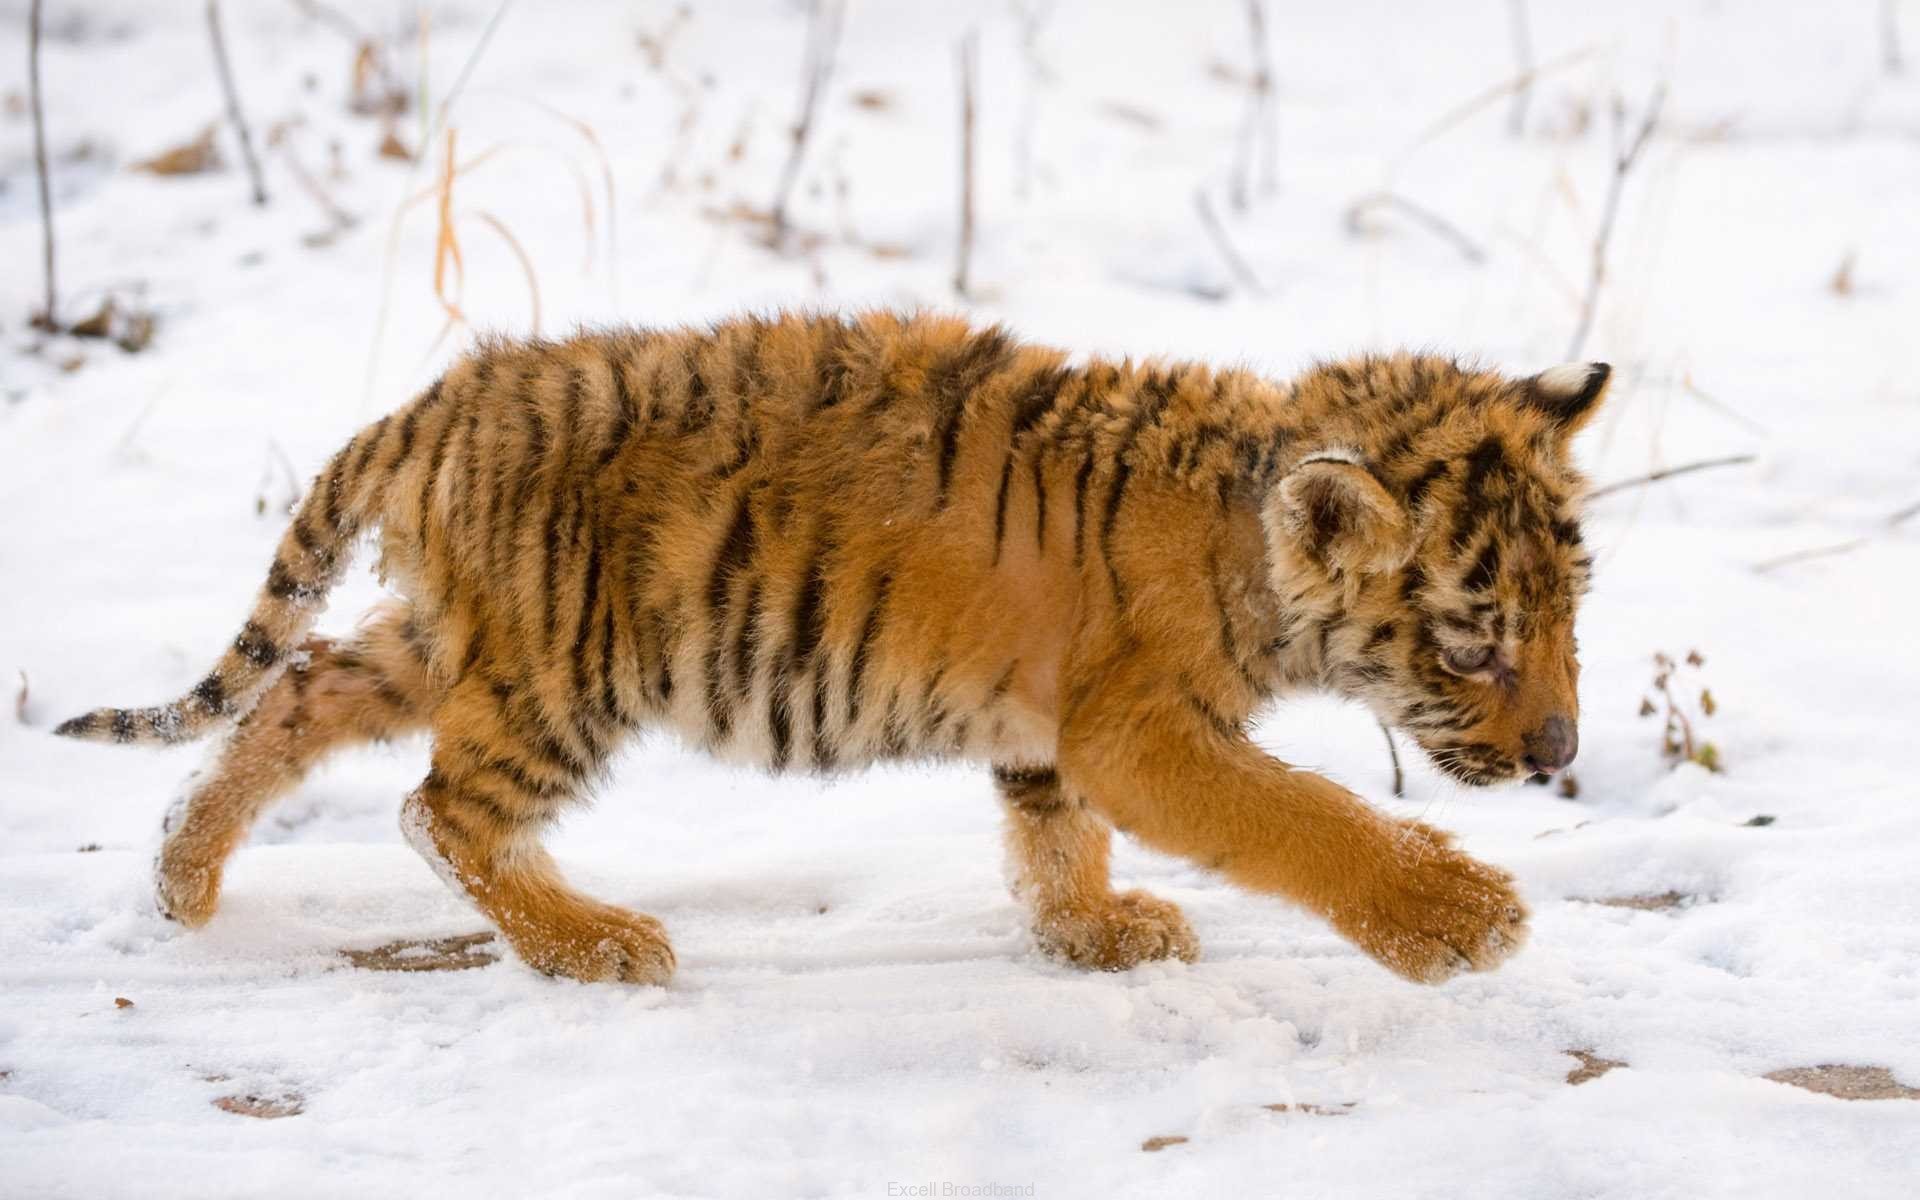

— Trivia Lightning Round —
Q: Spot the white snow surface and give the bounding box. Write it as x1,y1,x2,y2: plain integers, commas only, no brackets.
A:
4,2,1920,1197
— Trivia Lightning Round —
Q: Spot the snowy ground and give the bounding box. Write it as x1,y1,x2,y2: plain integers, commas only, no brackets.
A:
4,1,1920,1196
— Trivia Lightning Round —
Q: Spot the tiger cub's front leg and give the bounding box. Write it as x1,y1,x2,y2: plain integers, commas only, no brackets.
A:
993,765,1199,970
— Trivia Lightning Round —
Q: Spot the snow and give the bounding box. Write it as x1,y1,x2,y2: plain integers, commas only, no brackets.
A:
4,1,1920,1196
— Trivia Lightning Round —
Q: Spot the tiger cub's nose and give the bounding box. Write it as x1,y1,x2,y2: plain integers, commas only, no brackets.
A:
1524,715,1578,774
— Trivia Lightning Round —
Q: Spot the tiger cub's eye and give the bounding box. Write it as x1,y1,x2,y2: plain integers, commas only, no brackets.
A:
1444,645,1495,674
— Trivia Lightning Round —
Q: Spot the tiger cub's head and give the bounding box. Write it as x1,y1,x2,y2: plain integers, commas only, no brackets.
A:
1262,357,1611,786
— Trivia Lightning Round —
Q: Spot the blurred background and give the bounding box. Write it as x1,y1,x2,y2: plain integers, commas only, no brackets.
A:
3,4,1919,1195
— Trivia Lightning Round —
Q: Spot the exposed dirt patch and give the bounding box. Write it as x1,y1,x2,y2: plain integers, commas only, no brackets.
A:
1763,1065,1920,1101
213,1092,305,1119
1566,1049,1627,1085
341,932,498,973
1580,891,1694,911
1140,1135,1188,1152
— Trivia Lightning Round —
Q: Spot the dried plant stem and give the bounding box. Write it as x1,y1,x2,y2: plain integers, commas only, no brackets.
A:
1195,190,1264,296
1754,538,1870,574
1345,191,1486,264
1378,719,1406,798
207,1,268,205
1507,0,1533,135
1586,453,1755,501
954,30,978,298
771,0,845,247
1230,0,1278,211
1567,84,1666,360
1396,44,1595,168
28,0,57,330
1888,499,1920,527
1885,0,1905,74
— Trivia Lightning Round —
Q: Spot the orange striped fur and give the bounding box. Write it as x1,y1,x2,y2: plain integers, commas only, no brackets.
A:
58,311,1608,984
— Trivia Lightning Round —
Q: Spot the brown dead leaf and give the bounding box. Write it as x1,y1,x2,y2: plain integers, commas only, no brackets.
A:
341,932,498,973
1566,1049,1626,1085
1140,1135,1189,1152
213,1091,305,1119
135,127,220,176
67,299,114,339
1763,1065,1920,1101
377,129,412,162
1557,770,1581,799
848,89,894,112
113,997,133,1009
1829,252,1855,297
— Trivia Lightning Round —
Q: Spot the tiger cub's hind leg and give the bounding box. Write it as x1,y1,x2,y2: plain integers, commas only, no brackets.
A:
994,766,1199,970
156,602,436,926
401,675,673,985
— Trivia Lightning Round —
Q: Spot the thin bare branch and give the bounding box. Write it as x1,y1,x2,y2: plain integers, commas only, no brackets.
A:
1886,499,1920,527
1567,83,1666,361
954,30,979,298
1230,0,1278,211
28,0,57,330
1885,0,1906,75
771,0,846,248
1753,538,1870,573
1345,191,1487,264
1507,0,1533,136
207,2,269,206
1587,454,1755,501
1397,45,1597,167
1195,190,1265,296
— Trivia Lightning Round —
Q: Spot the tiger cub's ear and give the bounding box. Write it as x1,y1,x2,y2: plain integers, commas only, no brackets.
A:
1263,452,1411,578
1527,362,1611,441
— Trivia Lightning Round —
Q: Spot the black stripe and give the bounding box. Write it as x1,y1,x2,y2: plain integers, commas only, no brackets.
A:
845,572,892,726
1070,452,1095,564
707,492,756,617
1464,537,1501,592
990,458,1015,565
190,673,227,715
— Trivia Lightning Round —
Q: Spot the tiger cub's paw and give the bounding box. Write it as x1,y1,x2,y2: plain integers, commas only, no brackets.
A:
1338,820,1529,984
504,902,677,986
1032,888,1199,971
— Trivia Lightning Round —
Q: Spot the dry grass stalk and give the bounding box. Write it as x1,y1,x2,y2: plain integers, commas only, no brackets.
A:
1567,84,1666,360
1885,0,1906,75
1507,0,1533,136
27,0,57,330
1345,191,1487,263
1229,0,1279,211
954,30,979,298
206,2,268,205
770,0,846,248
1586,454,1756,501
1194,189,1264,297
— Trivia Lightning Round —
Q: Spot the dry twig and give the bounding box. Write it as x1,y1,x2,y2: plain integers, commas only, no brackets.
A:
207,2,269,206
1230,0,1279,211
1195,190,1264,297
1586,454,1755,501
954,30,979,298
28,0,57,330
1345,191,1486,264
1507,0,1533,136
1885,0,1906,75
1567,84,1666,360
770,0,846,248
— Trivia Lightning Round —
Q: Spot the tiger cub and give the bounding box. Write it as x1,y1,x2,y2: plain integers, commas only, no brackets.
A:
57,311,1606,986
